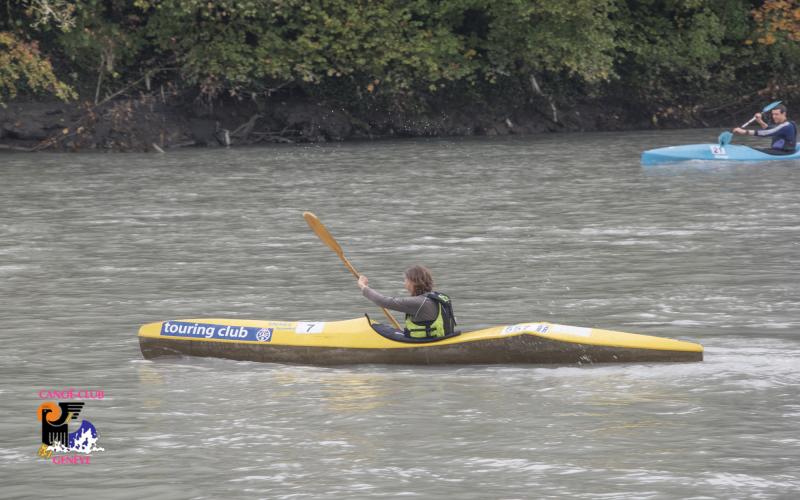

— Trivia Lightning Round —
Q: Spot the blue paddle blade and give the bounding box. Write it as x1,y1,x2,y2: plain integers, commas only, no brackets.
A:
763,100,782,112
718,131,733,146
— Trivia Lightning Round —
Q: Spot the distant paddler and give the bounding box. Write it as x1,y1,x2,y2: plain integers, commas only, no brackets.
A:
732,103,797,153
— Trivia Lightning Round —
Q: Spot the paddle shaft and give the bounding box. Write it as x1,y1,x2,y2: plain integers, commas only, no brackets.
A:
303,212,403,330
338,254,360,279
738,100,782,129
739,116,759,129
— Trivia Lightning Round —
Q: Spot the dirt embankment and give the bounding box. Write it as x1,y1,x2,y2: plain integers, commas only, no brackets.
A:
0,93,724,153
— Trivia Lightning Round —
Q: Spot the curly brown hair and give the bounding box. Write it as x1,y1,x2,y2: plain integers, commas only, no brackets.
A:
404,265,434,296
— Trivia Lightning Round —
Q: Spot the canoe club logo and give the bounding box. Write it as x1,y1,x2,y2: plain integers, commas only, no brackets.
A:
160,321,273,341
37,389,104,464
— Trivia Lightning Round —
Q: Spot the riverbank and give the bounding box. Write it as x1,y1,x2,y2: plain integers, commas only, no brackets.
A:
0,93,737,153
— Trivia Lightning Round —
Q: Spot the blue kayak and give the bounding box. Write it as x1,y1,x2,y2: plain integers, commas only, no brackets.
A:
641,144,800,166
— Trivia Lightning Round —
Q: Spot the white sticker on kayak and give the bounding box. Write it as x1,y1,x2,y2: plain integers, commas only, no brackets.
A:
269,321,294,330
295,322,325,334
551,324,591,338
502,323,549,335
710,145,727,156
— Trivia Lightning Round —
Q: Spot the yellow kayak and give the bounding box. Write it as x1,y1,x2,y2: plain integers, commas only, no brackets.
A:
138,317,703,365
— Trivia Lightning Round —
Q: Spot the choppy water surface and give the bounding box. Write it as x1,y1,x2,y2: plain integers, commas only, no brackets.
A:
2,130,799,499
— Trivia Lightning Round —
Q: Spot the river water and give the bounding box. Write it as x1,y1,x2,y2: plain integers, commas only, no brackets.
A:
2,130,799,499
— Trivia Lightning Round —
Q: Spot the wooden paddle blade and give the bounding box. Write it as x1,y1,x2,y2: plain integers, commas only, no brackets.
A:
303,212,342,255
304,212,360,277
303,211,402,330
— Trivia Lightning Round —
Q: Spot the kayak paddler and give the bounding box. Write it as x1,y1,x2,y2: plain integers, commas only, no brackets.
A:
358,265,457,338
733,103,797,153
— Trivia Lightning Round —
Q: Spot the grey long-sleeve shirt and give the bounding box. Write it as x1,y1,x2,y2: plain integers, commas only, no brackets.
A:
361,287,437,322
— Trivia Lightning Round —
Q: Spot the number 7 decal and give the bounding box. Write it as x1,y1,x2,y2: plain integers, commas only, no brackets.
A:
295,322,324,334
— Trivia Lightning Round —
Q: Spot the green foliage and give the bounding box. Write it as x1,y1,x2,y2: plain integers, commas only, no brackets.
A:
124,0,620,101
132,0,481,97
610,0,800,107
0,31,75,104
746,0,800,88
0,0,78,104
481,0,617,83
612,0,729,103
3,0,799,112
55,1,146,93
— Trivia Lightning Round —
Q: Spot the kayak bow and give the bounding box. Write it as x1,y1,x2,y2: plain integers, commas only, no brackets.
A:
138,317,703,365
